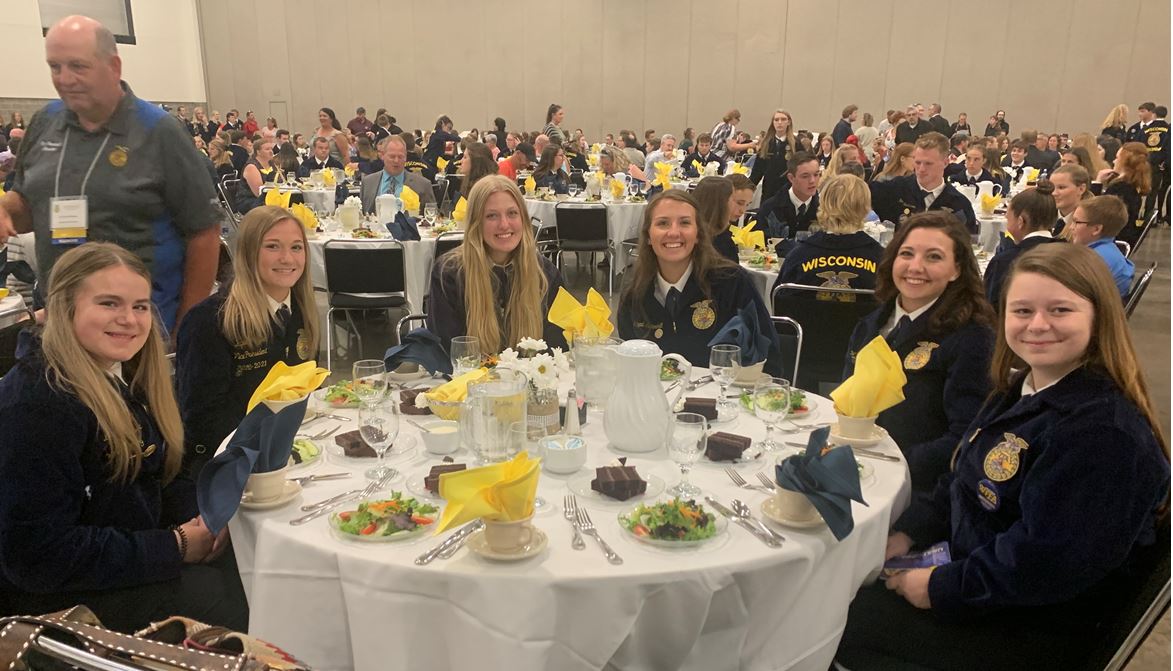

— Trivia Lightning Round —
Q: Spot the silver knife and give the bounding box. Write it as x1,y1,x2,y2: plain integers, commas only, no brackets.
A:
438,520,485,559
704,496,782,548
416,520,484,565
783,441,901,463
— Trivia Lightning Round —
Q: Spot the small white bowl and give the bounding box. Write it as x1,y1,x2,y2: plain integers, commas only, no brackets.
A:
420,420,460,454
540,435,587,474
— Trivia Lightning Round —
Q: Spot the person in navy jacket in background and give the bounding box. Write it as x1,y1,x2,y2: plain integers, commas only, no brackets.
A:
871,132,978,234
982,180,1064,307
844,212,995,491
837,243,1169,670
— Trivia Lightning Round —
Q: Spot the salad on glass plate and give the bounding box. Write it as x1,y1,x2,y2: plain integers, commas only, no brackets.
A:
314,379,373,409
329,492,440,542
618,498,728,549
740,388,815,419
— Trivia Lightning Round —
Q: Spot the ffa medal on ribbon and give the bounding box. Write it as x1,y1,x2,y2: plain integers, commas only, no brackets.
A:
108,146,129,168
903,341,939,370
977,478,1000,511
982,433,1029,482
296,329,311,360
691,300,716,330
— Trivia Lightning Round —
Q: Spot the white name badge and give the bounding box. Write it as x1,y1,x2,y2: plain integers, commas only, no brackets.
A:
50,195,88,245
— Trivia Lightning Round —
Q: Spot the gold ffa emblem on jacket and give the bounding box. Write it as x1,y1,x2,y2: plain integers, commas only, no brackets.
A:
903,341,939,370
691,300,716,330
815,271,859,302
983,433,1029,482
296,328,312,360
1148,133,1161,147
108,146,129,168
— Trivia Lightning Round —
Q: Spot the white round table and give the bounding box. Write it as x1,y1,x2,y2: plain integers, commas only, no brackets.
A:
977,214,1007,254
524,197,647,272
307,232,443,313
228,377,911,671
742,263,781,313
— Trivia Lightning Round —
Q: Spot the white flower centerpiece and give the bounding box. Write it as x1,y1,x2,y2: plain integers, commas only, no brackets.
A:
497,338,572,434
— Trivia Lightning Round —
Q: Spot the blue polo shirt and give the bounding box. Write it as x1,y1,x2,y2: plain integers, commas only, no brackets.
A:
1088,238,1134,296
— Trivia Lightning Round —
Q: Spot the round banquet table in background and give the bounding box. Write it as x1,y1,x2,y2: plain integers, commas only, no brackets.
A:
228,377,912,671
307,232,446,313
742,263,781,313
524,198,647,273
977,214,1007,253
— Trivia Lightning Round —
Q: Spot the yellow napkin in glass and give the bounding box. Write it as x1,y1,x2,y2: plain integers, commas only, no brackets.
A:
437,156,449,173
653,162,673,190
548,287,614,343
246,361,330,413
265,188,291,208
830,336,906,418
343,164,356,178
289,203,318,230
453,196,468,222
591,143,601,153
728,162,749,176
321,169,336,186
586,154,598,167
609,178,626,198
730,219,765,250
436,451,541,531
980,193,1001,214
524,175,537,195
424,367,489,404
400,185,420,213
1026,168,1040,183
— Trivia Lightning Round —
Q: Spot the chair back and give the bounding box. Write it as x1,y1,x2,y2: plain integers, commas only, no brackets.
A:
554,202,608,244
220,179,243,217
1090,516,1170,671
1130,209,1159,259
396,313,429,341
769,316,803,383
1115,239,1132,258
434,232,465,260
432,176,448,205
1124,262,1157,318
322,239,407,297
772,283,878,394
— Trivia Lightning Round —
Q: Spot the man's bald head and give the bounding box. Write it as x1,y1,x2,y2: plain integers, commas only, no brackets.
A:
44,15,123,125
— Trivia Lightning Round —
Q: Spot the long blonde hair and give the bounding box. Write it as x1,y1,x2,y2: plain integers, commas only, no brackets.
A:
1071,133,1110,174
41,243,183,484
222,206,319,353
820,145,862,185
992,244,1167,458
1101,104,1129,131
756,109,797,160
443,175,547,353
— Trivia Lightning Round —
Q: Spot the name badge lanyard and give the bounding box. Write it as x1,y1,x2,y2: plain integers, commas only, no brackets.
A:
50,127,111,245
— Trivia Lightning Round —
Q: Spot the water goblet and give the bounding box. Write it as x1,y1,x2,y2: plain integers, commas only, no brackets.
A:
667,412,707,498
352,360,387,405
568,183,581,199
423,203,438,227
450,336,481,376
752,377,791,452
709,344,741,410
359,399,400,481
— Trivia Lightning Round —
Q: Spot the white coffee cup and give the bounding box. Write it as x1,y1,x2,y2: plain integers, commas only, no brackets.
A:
244,467,288,502
836,413,878,440
482,515,535,553
774,486,819,523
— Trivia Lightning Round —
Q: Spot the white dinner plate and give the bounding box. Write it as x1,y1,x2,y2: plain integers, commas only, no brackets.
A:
568,472,665,506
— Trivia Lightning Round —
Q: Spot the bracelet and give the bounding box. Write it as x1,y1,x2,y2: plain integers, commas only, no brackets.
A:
174,526,189,560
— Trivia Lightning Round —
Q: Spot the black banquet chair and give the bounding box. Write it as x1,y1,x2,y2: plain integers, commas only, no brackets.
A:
552,202,613,293
321,239,408,370
1124,262,1158,319
771,283,878,395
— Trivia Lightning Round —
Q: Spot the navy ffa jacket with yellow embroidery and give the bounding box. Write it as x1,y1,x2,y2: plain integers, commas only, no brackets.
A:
1127,120,1169,167
175,291,310,476
982,235,1065,308
682,151,726,178
870,175,978,234
894,366,1169,619
844,301,994,490
771,231,883,298
618,266,780,373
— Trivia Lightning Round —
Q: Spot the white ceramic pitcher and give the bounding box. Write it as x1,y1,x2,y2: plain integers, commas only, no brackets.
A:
603,340,691,453
375,193,401,224
976,181,1002,199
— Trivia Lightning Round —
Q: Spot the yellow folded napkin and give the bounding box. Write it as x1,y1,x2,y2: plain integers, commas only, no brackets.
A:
524,175,537,195
1026,168,1040,183
343,164,356,177
321,169,336,187
436,451,541,531
400,185,420,213
586,154,598,167
265,189,291,208
591,143,601,153
437,156,449,173
246,361,330,413
730,219,765,250
609,177,626,198
653,161,673,190
728,162,749,176
453,195,468,222
980,193,1001,214
289,202,318,230
547,287,613,343
424,367,489,404
830,336,906,418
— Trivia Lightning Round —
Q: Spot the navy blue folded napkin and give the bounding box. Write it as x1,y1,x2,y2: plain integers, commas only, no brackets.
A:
197,396,307,534
707,302,771,365
385,212,420,241
384,327,452,375
775,426,868,541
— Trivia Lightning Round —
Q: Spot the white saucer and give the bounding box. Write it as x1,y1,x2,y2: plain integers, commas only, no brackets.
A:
387,368,431,383
466,528,548,561
760,496,824,529
241,480,302,510
829,424,888,448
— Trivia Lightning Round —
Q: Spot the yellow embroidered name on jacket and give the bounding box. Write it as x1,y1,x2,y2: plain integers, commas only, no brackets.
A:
801,256,877,274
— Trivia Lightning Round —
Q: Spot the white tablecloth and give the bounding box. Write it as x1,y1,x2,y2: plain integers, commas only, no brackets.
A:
977,214,1007,254
743,264,781,313
524,198,647,272
307,234,440,312
229,378,911,671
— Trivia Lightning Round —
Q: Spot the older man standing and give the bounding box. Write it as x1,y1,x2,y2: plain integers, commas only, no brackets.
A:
0,15,219,332
360,135,436,215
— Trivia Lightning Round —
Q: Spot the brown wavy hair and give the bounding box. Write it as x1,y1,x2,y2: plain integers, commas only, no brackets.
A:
875,211,994,335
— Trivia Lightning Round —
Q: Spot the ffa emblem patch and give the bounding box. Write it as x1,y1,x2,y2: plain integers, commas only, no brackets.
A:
142,443,157,458
1148,133,1161,147
982,433,1029,482
295,329,312,360
654,328,664,339
815,271,859,302
108,146,129,167
903,341,939,370
691,300,716,330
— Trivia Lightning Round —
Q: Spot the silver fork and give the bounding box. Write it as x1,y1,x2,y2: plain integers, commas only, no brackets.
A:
725,467,772,493
287,472,350,486
563,495,586,550
290,472,394,524
755,472,777,491
686,375,714,391
297,425,341,441
575,508,623,564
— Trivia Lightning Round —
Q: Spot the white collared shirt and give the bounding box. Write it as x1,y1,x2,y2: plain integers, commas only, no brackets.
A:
1021,369,1070,396
108,362,125,383
266,293,292,318
917,180,946,209
788,187,813,213
883,296,939,337
654,262,693,306
1023,230,1052,241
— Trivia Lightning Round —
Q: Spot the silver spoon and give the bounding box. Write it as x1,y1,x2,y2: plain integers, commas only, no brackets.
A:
731,498,785,542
